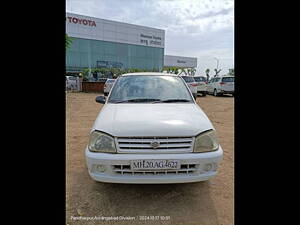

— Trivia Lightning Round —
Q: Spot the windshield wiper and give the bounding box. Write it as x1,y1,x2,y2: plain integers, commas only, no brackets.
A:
110,98,161,103
151,99,192,103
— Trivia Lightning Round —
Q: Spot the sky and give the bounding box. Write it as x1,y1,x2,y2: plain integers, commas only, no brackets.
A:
66,0,234,76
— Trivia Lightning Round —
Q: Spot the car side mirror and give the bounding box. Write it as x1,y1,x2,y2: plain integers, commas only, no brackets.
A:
95,96,106,104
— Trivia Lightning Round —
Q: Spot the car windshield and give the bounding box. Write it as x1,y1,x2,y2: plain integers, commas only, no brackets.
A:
181,76,195,83
108,75,193,103
222,77,234,82
194,77,206,82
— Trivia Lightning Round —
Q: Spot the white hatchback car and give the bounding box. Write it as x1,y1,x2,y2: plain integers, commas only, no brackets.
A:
207,75,234,96
103,79,115,96
194,76,208,96
85,72,223,184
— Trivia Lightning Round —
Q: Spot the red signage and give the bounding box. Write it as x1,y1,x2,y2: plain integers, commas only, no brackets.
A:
67,16,96,27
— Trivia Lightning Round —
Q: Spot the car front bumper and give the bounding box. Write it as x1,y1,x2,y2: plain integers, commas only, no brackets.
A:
85,146,223,184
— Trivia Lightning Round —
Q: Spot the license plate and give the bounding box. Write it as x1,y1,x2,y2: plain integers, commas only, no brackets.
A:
131,160,180,170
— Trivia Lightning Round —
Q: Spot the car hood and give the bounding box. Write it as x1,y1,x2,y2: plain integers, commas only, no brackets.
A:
92,103,214,137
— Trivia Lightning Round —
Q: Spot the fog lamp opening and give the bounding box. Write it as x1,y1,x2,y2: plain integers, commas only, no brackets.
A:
96,164,106,172
204,163,213,172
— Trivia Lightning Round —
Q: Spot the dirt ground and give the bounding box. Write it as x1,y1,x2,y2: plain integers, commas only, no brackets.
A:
66,92,234,225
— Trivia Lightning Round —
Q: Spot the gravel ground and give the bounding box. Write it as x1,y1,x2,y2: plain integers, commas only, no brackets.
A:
66,92,234,225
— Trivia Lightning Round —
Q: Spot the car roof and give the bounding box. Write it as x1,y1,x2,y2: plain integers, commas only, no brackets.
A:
121,72,179,77
210,75,234,79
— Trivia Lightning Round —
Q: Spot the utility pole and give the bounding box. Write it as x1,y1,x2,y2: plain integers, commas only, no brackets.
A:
214,57,220,77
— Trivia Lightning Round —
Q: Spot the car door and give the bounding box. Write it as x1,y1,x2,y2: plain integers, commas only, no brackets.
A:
214,78,221,92
66,76,74,89
206,79,211,93
208,78,214,93
71,76,78,89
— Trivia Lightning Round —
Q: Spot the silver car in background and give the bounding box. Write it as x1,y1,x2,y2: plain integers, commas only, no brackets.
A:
194,76,208,97
104,79,116,96
66,76,79,91
180,76,198,99
207,75,234,97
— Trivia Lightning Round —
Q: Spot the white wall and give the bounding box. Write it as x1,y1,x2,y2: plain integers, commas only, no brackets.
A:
66,12,165,48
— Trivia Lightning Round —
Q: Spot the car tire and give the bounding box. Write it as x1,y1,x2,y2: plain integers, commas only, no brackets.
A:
202,92,206,97
213,89,218,97
193,93,197,100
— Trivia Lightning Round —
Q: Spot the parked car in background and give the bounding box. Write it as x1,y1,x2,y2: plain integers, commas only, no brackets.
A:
180,75,198,99
194,76,207,97
104,79,116,96
86,72,223,184
66,76,78,90
207,75,234,97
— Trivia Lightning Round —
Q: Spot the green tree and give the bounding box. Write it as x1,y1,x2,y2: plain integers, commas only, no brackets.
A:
164,66,181,74
186,68,196,76
66,34,73,50
228,68,234,76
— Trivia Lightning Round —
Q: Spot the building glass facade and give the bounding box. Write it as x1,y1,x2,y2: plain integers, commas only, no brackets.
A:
66,37,164,72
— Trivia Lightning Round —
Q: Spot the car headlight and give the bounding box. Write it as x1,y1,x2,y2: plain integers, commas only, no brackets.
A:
88,131,116,153
193,130,219,153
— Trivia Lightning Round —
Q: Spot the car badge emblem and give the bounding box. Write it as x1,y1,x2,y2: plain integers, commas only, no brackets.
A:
150,141,160,149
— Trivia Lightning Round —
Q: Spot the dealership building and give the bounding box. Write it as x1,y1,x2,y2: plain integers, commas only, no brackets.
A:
66,13,197,75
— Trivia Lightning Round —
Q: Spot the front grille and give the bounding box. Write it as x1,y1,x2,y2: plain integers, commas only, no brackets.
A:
116,136,194,153
112,164,198,176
